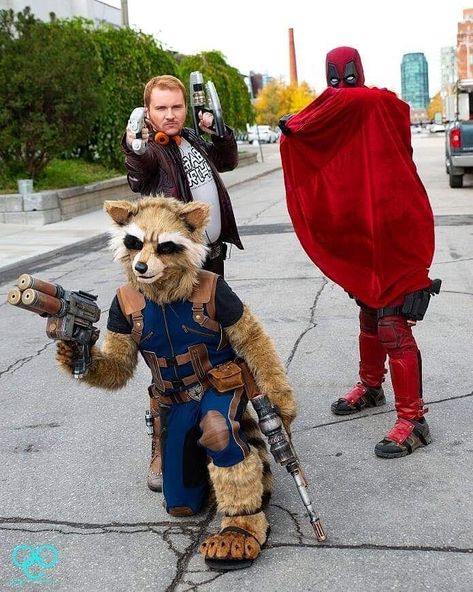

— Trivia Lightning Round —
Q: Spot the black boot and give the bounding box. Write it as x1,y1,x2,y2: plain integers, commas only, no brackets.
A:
331,382,386,415
375,417,432,458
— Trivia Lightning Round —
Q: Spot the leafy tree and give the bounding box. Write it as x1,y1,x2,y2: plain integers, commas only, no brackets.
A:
86,24,178,169
0,8,102,179
254,80,315,127
427,92,443,121
178,51,254,132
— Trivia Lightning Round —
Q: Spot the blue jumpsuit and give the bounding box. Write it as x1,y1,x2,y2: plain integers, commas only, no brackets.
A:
137,297,249,515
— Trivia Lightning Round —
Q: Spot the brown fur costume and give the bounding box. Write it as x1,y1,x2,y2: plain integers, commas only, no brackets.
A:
56,196,296,567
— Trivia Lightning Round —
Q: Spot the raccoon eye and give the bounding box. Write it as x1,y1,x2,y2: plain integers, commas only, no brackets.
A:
157,241,185,255
124,234,144,251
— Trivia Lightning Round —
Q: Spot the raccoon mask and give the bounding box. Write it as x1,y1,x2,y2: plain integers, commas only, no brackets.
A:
105,196,210,301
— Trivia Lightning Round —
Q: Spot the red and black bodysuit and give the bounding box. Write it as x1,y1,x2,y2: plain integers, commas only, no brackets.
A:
279,46,439,458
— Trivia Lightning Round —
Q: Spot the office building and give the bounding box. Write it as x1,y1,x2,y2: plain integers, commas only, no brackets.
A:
401,52,430,109
441,46,456,91
457,8,473,80
0,0,121,27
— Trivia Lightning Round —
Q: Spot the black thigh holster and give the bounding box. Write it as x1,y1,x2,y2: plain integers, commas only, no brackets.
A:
377,279,442,321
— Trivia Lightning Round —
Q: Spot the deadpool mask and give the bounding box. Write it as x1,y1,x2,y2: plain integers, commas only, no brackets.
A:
326,46,365,88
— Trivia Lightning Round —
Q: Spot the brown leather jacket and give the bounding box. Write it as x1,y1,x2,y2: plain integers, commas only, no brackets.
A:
122,127,243,249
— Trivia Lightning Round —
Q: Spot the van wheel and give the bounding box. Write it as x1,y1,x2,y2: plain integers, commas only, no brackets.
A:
449,173,463,188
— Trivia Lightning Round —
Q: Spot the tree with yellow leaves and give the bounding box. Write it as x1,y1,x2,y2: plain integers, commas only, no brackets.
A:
427,92,443,121
254,80,315,127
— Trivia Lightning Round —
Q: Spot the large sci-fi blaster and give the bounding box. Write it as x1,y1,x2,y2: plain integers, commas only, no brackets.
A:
238,361,327,542
251,394,327,542
7,274,101,379
189,71,226,138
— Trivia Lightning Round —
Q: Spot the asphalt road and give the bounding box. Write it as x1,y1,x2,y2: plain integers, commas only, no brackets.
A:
0,136,472,591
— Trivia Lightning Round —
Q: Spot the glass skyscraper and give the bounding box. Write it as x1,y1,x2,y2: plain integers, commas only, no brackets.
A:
401,53,430,109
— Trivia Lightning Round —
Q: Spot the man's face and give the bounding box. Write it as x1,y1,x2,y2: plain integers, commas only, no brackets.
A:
147,87,187,136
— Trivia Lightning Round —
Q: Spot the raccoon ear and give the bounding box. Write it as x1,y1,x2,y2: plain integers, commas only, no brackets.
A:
178,201,210,231
104,200,138,225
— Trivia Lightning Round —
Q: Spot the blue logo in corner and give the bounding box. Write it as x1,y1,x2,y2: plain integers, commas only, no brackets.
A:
11,544,59,582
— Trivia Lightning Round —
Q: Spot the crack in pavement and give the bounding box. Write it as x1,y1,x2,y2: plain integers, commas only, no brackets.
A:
435,257,473,265
246,198,282,224
439,289,473,297
286,279,328,370
294,390,473,434
0,342,51,379
269,541,473,554
0,513,223,590
165,506,217,592
176,570,225,592
0,516,204,534
270,503,304,545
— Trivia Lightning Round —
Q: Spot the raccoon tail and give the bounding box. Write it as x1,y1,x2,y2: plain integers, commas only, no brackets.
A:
241,408,272,507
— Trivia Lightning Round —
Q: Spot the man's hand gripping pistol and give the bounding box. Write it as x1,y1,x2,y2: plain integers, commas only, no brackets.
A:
127,107,148,155
7,274,101,378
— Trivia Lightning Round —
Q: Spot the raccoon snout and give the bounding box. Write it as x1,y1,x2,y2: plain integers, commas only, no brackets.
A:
134,261,148,274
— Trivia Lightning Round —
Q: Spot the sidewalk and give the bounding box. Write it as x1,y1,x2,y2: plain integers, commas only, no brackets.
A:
0,146,281,278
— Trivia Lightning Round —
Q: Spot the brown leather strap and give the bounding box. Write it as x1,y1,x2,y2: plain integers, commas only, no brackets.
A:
117,284,146,345
155,351,192,368
142,351,165,392
160,374,200,390
154,387,201,405
236,358,260,399
191,303,220,332
189,270,217,305
188,343,213,379
190,270,220,332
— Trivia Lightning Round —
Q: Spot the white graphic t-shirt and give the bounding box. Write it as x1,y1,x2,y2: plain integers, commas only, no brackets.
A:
179,138,221,244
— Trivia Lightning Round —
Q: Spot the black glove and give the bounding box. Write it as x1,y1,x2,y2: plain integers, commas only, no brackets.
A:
278,114,293,136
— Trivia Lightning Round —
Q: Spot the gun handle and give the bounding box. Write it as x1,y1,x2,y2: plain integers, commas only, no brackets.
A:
72,342,89,379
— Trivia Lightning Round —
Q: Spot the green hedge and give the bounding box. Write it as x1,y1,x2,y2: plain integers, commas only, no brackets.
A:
0,9,254,184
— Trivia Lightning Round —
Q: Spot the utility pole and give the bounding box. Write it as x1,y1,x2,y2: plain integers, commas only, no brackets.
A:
121,0,129,27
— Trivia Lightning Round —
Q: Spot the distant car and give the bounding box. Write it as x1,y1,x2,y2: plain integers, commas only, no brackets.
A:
429,123,446,134
247,125,278,144
410,124,422,134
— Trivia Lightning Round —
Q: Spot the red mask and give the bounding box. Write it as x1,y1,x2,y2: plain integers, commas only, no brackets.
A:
326,46,365,88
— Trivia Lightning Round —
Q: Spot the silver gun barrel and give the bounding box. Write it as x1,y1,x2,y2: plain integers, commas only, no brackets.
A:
291,470,327,542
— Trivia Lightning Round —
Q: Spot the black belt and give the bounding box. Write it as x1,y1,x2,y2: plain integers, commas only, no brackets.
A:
377,306,403,319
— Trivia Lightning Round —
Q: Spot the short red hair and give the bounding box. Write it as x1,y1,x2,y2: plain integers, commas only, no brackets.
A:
144,75,187,108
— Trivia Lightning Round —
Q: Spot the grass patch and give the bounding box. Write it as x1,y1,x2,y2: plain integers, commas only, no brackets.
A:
0,159,124,193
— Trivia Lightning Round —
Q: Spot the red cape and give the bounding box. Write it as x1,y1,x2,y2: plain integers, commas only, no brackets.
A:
280,87,434,308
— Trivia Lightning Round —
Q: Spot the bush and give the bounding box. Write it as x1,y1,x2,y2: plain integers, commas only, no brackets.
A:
0,9,102,180
85,25,178,169
179,51,254,132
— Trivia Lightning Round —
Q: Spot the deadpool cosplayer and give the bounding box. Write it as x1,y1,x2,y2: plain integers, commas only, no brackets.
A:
279,47,441,459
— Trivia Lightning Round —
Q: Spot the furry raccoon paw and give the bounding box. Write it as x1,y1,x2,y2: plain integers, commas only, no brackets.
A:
199,527,262,561
56,341,75,369
273,403,296,433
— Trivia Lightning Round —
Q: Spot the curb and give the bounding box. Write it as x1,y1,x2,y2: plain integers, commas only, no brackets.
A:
0,165,282,285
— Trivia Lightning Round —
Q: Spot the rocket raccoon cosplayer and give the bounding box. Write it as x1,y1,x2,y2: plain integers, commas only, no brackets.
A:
56,196,297,570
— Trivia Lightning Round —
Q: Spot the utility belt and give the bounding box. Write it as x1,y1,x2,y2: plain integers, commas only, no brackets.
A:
376,279,442,322
149,354,258,406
